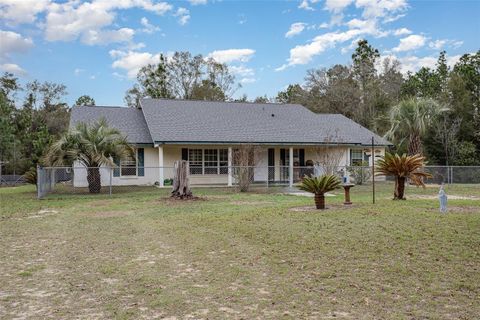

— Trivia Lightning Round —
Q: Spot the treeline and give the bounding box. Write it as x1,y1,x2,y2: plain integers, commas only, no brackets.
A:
0,77,70,175
251,41,479,166
124,42,479,165
1,41,479,176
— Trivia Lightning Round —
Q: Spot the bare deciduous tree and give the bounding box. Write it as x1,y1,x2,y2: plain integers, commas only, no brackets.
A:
312,133,345,175
433,115,461,166
232,145,261,192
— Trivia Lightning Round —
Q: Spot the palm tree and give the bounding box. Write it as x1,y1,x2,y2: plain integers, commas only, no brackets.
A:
385,98,447,156
298,174,341,209
376,152,432,200
44,119,134,193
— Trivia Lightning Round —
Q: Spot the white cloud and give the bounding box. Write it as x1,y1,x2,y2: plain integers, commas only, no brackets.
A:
393,34,426,52
277,16,388,70
279,0,407,70
207,49,255,63
0,0,50,25
82,28,135,45
393,27,412,36
345,18,369,29
0,30,34,58
325,0,353,12
188,0,207,5
0,63,26,75
140,17,160,34
356,0,408,19
230,65,255,77
298,0,320,11
381,53,463,74
110,50,161,79
285,22,307,38
429,39,464,50
240,77,256,84
175,7,190,25
0,30,33,75
74,68,84,76
44,0,172,45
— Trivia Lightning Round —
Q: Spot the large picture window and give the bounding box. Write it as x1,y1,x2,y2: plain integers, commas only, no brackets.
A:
187,148,229,175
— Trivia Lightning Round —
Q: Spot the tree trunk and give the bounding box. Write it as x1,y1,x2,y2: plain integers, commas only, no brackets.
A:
314,193,326,209
394,176,406,200
408,134,422,156
171,160,193,199
87,167,101,193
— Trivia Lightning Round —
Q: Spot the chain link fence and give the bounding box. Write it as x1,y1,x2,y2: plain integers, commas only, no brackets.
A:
36,165,480,198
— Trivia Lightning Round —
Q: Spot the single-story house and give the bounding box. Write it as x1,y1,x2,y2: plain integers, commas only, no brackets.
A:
70,98,391,187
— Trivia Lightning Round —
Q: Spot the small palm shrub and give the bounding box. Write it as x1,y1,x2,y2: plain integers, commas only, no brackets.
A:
376,152,432,200
298,174,341,209
23,167,37,188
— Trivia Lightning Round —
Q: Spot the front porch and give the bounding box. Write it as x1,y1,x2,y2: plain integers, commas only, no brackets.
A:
152,144,384,187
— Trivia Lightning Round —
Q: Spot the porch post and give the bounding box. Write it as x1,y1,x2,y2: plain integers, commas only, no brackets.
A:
227,147,233,187
289,147,293,188
158,145,164,187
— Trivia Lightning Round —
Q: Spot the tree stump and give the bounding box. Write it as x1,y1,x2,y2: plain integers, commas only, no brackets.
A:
171,160,193,199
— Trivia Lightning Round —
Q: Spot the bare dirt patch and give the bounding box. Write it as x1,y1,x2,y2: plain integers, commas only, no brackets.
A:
412,195,479,200
82,210,134,218
289,204,358,212
428,206,479,213
230,200,274,206
156,196,207,205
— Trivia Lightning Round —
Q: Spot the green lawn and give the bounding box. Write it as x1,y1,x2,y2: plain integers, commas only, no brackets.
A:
0,183,479,319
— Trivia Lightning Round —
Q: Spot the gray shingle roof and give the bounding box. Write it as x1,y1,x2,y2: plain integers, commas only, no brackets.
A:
70,106,153,144
140,99,391,146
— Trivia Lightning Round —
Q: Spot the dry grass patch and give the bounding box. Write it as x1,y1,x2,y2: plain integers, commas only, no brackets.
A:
0,183,479,319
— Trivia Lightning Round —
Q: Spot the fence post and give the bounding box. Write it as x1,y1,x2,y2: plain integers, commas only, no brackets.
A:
109,166,112,195
227,147,233,187
450,166,453,185
266,166,269,188
37,165,41,199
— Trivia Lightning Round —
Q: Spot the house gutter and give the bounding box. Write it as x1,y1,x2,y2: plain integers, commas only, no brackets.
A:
153,141,391,147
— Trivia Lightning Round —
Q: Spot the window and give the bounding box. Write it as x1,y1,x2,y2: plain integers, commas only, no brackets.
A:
204,149,218,174
120,160,137,176
219,149,228,174
351,149,364,166
189,149,202,175
187,148,229,175
114,148,143,177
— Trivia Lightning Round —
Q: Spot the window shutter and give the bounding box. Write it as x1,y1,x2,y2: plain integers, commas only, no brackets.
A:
182,148,188,161
138,148,144,176
280,149,286,165
349,149,352,166
299,149,305,166
113,157,120,177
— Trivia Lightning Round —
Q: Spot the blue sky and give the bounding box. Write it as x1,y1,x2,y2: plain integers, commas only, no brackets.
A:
1,0,479,106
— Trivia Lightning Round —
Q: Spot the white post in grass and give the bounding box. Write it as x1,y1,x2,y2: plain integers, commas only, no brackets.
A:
227,147,233,187
158,145,164,187
289,147,294,188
